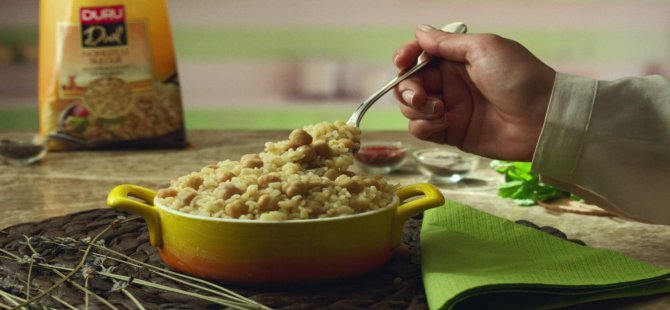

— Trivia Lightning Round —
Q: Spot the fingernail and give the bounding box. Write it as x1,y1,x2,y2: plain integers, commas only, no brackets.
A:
402,90,414,105
417,24,436,32
421,98,439,114
393,54,399,66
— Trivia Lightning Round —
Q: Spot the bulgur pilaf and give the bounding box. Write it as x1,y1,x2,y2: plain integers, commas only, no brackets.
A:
155,121,397,221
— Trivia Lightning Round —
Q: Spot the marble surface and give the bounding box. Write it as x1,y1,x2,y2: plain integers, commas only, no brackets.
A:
1,130,669,308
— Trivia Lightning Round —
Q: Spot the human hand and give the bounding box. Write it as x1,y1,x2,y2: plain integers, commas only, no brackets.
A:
394,25,556,161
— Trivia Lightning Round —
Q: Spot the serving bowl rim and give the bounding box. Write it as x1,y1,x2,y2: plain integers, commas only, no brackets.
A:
152,195,400,224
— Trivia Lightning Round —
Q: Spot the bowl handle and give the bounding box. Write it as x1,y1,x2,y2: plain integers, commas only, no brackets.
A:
392,183,445,249
107,184,162,248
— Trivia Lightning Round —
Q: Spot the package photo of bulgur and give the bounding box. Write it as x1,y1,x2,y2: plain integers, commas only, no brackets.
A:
38,0,187,150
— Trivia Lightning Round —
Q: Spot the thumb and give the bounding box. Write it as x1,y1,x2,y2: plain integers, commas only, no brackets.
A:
415,24,472,63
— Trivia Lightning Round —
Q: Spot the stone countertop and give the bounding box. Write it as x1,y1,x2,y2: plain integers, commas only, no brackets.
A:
1,130,669,308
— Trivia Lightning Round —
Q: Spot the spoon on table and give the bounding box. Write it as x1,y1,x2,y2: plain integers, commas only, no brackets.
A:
346,22,468,128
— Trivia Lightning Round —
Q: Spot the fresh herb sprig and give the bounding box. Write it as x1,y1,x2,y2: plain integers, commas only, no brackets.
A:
490,161,579,206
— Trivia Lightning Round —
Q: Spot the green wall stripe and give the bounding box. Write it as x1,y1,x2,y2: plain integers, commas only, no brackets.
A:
0,106,408,131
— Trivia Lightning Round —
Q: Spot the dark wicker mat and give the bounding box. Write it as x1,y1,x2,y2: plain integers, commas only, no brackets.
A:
0,209,426,309
0,209,583,309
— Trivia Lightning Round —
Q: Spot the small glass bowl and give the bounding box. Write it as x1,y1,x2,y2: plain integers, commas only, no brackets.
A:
0,138,47,166
354,141,409,174
412,148,479,183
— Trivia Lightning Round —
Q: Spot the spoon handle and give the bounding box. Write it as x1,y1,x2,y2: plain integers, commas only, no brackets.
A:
347,22,468,127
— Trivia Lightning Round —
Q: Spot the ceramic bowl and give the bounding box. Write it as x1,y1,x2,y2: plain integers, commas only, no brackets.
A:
107,183,444,284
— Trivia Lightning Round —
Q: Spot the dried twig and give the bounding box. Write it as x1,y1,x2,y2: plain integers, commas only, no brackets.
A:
3,250,263,310
1,215,269,310
99,271,257,309
21,234,117,310
12,225,111,309
23,260,32,303
21,236,39,302
50,269,118,310
15,278,78,310
0,248,19,260
84,277,90,310
45,295,77,310
0,291,21,309
86,249,265,308
120,288,146,310
45,237,267,309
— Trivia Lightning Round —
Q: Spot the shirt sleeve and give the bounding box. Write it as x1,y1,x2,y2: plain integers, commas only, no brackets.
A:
532,72,670,225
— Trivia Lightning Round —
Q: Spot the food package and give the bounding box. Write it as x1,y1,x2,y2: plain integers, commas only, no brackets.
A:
38,0,187,150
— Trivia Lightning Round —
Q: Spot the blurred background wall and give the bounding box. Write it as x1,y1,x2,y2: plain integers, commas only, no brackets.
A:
1,0,669,130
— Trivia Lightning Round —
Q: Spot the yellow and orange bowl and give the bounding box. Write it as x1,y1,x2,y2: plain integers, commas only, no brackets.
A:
107,183,444,284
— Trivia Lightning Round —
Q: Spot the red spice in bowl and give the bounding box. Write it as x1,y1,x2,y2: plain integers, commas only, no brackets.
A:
354,142,409,173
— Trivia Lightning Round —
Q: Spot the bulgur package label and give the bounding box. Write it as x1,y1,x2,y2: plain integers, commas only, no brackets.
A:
38,0,187,150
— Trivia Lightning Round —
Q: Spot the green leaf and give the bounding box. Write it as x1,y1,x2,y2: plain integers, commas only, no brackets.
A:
497,180,523,198
490,160,513,174
492,161,577,206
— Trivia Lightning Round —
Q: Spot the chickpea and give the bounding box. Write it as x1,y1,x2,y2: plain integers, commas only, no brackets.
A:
258,174,281,187
313,141,333,158
284,181,308,197
343,170,356,177
307,180,324,192
182,192,197,206
248,159,263,168
334,175,348,183
335,205,355,215
361,178,380,189
350,199,367,212
225,200,248,218
305,200,325,217
339,138,355,150
241,153,260,161
324,168,341,181
185,176,203,190
157,188,178,198
218,183,241,200
289,129,313,148
240,154,263,169
218,171,235,183
337,178,363,194
257,194,279,212
347,181,364,194
297,145,317,164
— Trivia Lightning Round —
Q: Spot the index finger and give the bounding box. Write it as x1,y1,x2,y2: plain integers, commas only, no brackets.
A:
393,40,423,70
415,26,472,63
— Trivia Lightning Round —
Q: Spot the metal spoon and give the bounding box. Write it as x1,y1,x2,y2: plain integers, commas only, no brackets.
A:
346,22,468,128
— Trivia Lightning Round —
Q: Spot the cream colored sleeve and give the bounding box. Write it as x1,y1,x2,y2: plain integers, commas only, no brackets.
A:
532,72,670,225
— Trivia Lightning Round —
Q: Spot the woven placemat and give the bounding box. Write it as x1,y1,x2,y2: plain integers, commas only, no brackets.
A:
0,209,427,309
0,209,583,309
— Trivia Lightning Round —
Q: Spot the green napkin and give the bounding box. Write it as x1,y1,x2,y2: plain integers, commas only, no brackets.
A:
421,200,670,310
